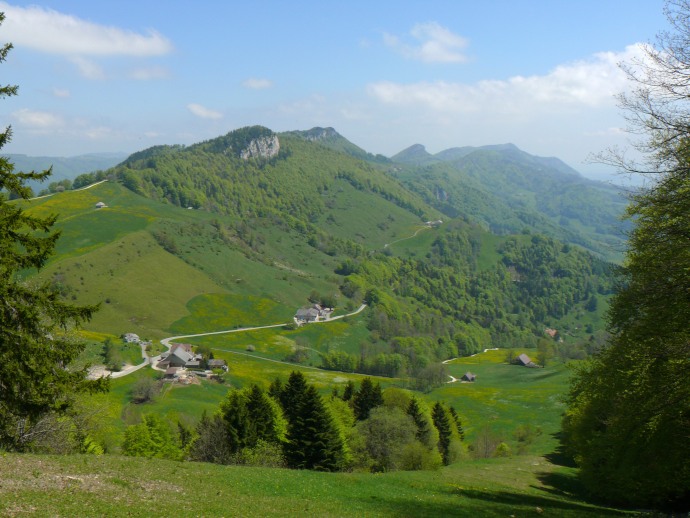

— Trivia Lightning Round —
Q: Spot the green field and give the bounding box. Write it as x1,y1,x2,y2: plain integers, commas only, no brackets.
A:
438,350,570,451
0,452,637,517
3,341,642,516
9,170,629,516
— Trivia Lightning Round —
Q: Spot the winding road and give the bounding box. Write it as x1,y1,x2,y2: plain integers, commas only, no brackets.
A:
383,226,430,249
29,179,109,201
96,303,368,378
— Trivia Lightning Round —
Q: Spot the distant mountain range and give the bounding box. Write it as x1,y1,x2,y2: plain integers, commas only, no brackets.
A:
12,126,626,260
293,128,628,261
8,152,128,192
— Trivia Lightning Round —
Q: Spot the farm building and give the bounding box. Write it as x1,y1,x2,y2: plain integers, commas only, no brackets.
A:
294,304,333,324
123,333,140,343
164,367,179,380
158,343,203,370
513,353,539,368
208,359,228,371
461,372,477,382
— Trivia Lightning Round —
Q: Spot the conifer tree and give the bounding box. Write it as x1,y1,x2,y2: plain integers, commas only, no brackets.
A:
245,384,286,446
284,383,347,471
218,390,251,454
431,402,452,465
218,385,285,454
353,377,384,421
279,370,308,423
341,380,355,401
268,377,283,401
0,17,107,450
406,396,432,446
448,406,465,440
279,371,347,471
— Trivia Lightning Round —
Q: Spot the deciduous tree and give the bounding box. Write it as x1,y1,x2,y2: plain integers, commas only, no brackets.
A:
564,1,690,508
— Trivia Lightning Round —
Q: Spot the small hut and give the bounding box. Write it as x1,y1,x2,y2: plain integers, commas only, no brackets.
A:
513,353,539,368
461,372,477,382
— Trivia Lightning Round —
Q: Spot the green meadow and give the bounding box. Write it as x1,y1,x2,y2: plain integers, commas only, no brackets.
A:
4,339,643,516
9,171,633,516
22,182,383,344
436,350,570,451
0,451,636,517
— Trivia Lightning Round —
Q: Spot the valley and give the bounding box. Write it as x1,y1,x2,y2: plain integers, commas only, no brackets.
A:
3,1,687,512
4,126,633,516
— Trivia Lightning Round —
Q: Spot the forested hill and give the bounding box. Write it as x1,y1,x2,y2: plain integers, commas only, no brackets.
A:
288,126,390,163
390,143,628,262
54,125,609,371
112,126,431,234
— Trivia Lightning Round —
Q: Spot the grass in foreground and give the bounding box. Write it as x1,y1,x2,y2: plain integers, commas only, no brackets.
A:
0,452,637,517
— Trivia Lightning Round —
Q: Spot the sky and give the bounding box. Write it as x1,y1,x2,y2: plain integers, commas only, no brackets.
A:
0,0,670,182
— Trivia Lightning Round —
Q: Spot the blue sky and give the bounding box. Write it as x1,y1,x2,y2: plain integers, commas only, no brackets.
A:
0,1,669,181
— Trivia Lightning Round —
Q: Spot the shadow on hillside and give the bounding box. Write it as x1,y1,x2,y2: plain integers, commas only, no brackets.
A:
543,431,577,468
450,487,629,516
351,487,629,517
534,432,629,514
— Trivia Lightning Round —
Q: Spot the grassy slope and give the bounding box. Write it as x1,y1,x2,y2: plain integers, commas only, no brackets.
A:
0,453,636,517
20,182,345,339
38,349,639,517
316,177,426,248
438,350,568,450
44,230,226,339
9,173,632,515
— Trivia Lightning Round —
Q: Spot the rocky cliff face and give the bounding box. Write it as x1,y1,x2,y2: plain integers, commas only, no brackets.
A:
240,135,280,160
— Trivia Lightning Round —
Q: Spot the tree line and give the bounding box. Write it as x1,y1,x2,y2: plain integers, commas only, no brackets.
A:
121,373,465,473
563,0,690,510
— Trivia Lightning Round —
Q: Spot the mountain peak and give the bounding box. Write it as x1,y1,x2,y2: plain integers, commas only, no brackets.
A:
297,127,341,141
198,126,280,160
289,127,389,162
391,144,437,166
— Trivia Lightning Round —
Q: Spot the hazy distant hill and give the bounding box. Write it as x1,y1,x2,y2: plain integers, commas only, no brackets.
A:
8,152,127,192
391,144,438,166
391,142,628,261
290,126,390,163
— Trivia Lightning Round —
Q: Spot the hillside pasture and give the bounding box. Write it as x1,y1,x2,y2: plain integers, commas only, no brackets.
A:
37,230,225,339
434,349,571,454
0,452,636,517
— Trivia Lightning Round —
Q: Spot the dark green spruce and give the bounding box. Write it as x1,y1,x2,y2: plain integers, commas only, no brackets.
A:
0,23,107,451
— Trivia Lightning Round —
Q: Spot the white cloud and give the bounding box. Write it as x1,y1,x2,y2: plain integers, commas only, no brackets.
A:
384,22,469,63
0,2,172,56
52,88,70,98
187,103,223,120
12,108,64,129
584,127,626,137
369,44,645,112
242,78,273,90
128,66,170,80
70,56,106,80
